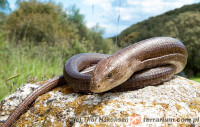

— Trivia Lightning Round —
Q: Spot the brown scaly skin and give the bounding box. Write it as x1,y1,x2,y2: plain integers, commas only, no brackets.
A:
1,37,188,127
90,37,187,92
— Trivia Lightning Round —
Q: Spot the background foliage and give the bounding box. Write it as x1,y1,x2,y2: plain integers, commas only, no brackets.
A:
113,3,200,76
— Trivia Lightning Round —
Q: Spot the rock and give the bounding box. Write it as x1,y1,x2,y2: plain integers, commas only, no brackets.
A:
0,76,200,126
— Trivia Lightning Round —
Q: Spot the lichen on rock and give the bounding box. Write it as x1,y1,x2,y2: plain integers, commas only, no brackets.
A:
0,76,200,126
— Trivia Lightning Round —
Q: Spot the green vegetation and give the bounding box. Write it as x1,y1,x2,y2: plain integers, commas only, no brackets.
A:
113,3,200,77
0,0,118,101
190,77,200,83
0,0,10,13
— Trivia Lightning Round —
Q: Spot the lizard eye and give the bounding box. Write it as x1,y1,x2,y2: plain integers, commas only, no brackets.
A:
107,73,112,79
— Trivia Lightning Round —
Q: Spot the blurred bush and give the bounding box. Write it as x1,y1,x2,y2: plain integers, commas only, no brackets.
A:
6,0,75,43
5,0,117,54
113,3,200,76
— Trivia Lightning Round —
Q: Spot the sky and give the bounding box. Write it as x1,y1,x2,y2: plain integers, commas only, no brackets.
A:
8,0,200,38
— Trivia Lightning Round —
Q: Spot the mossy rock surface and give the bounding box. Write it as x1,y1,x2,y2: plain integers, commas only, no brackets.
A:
0,76,200,126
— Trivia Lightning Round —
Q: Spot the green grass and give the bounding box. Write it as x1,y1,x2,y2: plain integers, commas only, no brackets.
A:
190,77,200,83
0,39,116,101
0,41,76,101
